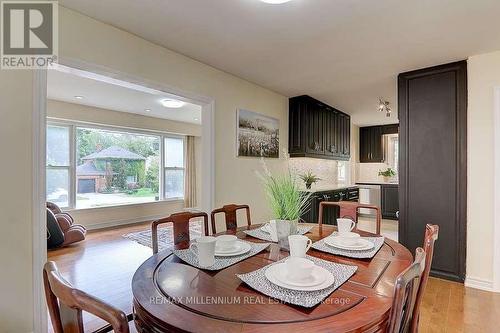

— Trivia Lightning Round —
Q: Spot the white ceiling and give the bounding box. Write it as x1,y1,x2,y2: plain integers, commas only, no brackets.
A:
59,0,500,125
47,67,202,124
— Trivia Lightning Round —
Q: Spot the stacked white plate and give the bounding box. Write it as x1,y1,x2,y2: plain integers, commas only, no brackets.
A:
265,263,335,291
324,236,374,251
215,240,251,257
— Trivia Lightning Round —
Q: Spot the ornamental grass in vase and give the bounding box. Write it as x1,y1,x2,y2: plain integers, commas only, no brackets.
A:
257,159,311,250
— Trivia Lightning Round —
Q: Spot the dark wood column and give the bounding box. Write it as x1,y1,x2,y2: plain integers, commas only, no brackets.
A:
398,61,467,282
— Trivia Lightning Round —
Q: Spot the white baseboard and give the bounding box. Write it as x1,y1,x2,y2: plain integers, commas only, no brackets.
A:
84,214,166,230
465,276,496,292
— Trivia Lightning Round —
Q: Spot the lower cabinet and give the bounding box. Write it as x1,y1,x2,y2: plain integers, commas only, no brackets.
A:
300,187,359,224
381,184,399,220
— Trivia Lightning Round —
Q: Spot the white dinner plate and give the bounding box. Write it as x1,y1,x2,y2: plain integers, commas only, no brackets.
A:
265,263,335,291
324,237,374,251
275,264,327,287
215,241,251,257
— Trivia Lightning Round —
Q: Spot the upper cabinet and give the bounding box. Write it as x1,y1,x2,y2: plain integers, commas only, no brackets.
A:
359,124,398,163
289,95,351,160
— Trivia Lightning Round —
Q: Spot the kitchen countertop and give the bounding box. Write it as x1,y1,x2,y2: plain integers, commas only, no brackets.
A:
301,184,357,193
356,181,399,186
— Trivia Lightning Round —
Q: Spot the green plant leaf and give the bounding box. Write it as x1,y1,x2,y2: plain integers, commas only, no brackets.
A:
257,162,312,220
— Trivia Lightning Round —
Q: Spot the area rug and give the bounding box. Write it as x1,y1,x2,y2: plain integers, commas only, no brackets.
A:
123,221,202,253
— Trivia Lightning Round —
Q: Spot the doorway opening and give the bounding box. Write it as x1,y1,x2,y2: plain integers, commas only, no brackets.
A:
34,61,215,333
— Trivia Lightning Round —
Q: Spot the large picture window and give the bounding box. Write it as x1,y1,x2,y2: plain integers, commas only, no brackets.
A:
46,122,185,209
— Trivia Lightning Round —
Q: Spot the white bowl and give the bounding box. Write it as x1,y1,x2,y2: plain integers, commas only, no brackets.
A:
338,232,361,246
216,235,238,251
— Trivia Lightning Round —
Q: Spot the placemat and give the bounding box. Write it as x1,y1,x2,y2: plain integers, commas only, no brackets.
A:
243,224,314,242
312,232,385,259
172,241,270,271
236,255,357,308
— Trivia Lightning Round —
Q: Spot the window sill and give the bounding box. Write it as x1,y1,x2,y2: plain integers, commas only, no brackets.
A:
63,198,185,213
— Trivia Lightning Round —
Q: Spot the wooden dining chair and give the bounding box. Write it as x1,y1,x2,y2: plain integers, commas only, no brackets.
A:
387,247,426,333
151,211,209,254
43,261,132,333
318,201,382,235
210,204,251,234
410,224,439,333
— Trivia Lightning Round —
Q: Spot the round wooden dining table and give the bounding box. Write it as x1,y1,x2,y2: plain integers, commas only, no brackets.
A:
132,224,412,333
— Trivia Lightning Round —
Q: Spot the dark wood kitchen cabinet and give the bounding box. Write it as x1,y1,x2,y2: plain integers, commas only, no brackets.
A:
300,187,359,224
339,113,351,157
305,100,326,155
381,184,399,220
359,125,383,163
289,95,350,160
324,106,338,158
359,124,398,163
398,61,467,282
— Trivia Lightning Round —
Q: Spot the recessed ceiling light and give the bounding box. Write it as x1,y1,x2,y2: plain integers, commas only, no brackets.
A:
145,109,151,112
74,95,84,99
260,0,292,4
161,99,185,108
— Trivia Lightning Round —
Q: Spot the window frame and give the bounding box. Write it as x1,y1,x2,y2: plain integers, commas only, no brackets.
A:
392,136,399,172
46,124,74,208
163,135,186,200
47,119,186,210
384,133,399,172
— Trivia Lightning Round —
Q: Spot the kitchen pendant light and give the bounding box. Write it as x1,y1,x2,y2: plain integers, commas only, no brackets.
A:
378,98,392,117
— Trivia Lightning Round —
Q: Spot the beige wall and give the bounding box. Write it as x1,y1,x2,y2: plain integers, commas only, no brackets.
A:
47,99,202,229
57,8,288,223
0,6,287,332
466,51,500,285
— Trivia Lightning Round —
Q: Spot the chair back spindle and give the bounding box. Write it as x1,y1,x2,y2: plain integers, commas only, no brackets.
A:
410,224,439,332
388,248,426,333
318,201,381,235
151,211,209,254
211,204,251,234
43,261,130,333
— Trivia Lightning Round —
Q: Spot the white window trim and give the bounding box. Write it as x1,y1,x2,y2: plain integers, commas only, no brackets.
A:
164,135,186,200
47,119,186,210
46,124,73,208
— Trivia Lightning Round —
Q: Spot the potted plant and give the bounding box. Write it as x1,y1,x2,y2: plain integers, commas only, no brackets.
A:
299,171,321,189
378,168,397,182
258,160,311,250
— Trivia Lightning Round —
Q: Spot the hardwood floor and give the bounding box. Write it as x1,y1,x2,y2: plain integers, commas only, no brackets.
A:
357,216,399,241
47,222,152,332
48,222,500,333
419,277,500,332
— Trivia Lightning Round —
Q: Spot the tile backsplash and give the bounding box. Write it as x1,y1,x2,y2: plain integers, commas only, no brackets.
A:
356,162,398,182
288,158,351,186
